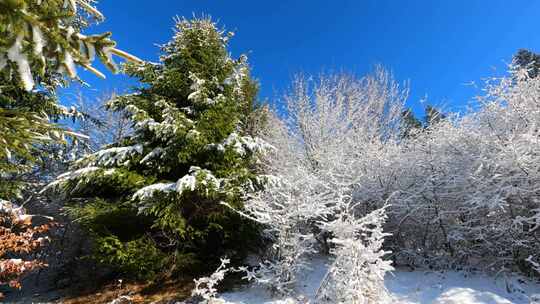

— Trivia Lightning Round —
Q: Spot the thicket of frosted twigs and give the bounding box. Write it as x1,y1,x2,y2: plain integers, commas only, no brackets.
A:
379,68,540,273
197,66,540,303
203,68,402,303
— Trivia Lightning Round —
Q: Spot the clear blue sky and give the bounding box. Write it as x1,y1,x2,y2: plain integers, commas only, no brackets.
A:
64,0,540,116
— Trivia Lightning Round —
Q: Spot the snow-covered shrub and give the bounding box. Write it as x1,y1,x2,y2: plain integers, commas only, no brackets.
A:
192,258,234,304
237,113,324,295
241,170,325,295
378,69,540,272
247,65,540,301
316,207,393,304
527,256,540,275
241,65,540,300
239,68,404,295
333,68,540,273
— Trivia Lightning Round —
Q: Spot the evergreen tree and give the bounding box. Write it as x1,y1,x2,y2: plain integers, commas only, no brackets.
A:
513,49,540,79
400,108,422,138
44,17,268,278
0,0,138,200
424,105,446,127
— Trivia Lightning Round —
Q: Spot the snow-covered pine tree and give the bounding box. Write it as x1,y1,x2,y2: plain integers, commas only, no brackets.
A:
43,17,268,278
1,0,139,200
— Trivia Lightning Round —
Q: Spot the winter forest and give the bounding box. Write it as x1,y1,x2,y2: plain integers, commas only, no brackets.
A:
1,1,540,303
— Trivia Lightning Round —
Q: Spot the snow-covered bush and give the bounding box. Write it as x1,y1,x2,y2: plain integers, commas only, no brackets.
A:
239,68,403,296
316,207,393,304
241,169,325,295
192,258,233,304
236,112,322,295
243,65,540,303
374,69,540,272
329,67,540,274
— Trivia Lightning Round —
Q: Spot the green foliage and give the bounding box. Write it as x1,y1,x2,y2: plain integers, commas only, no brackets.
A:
0,0,139,200
398,105,447,140
0,0,140,89
425,105,446,126
47,17,267,278
400,108,422,138
513,49,540,79
61,168,151,198
0,105,67,199
65,198,154,241
94,235,167,280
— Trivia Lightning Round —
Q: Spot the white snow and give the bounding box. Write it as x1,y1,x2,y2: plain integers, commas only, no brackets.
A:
40,166,101,194
102,46,118,70
63,50,77,77
176,166,220,193
176,174,197,193
132,167,222,206
188,72,208,103
31,24,46,58
140,147,164,164
7,34,34,91
215,132,273,156
132,182,176,202
76,144,144,167
217,257,540,304
0,199,23,218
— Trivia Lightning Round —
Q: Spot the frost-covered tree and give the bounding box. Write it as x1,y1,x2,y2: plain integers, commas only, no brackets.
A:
350,68,540,273
274,72,399,300
241,137,327,294
240,69,403,296
68,91,133,153
191,257,234,303
316,207,393,304
43,17,268,277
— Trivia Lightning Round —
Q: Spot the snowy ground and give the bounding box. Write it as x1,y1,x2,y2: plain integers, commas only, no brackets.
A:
218,258,540,304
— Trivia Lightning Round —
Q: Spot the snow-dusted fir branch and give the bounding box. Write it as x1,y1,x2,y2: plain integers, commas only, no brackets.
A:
1,0,141,91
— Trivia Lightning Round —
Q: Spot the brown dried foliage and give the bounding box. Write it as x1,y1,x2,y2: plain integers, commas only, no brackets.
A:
0,206,55,299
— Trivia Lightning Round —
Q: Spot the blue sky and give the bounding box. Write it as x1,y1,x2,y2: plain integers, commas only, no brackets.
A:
65,0,540,117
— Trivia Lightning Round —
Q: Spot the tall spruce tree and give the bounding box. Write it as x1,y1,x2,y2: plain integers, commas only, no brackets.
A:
43,17,268,278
